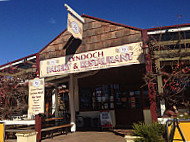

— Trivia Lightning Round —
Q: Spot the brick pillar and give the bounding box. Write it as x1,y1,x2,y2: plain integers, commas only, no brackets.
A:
35,114,41,142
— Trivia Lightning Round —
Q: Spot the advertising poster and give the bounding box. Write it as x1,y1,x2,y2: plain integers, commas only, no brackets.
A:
100,111,112,128
28,78,45,117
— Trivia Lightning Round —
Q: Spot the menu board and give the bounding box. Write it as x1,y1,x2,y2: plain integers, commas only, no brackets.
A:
28,78,45,117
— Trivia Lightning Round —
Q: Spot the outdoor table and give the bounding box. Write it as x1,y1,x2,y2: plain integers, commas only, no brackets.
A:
0,120,35,125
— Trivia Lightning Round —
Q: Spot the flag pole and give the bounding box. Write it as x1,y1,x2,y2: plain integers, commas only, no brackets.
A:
64,4,85,23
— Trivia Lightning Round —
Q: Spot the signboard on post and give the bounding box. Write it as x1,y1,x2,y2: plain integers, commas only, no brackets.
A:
0,123,5,142
100,111,112,128
28,78,45,118
40,42,144,78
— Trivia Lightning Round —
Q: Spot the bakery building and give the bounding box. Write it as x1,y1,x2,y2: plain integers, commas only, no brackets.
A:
38,13,150,130
0,12,154,131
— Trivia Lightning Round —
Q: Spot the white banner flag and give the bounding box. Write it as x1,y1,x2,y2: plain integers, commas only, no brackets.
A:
67,13,83,40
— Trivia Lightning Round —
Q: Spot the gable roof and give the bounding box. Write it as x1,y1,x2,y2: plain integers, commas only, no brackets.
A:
2,14,190,69
81,14,142,31
39,14,142,54
39,29,67,53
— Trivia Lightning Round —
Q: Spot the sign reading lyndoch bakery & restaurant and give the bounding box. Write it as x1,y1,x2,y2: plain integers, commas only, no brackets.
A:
28,78,45,116
40,42,144,78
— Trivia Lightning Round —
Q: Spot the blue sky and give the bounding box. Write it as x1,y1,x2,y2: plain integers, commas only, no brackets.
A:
0,0,190,65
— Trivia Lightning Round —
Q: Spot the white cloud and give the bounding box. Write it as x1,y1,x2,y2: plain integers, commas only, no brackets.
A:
49,18,56,24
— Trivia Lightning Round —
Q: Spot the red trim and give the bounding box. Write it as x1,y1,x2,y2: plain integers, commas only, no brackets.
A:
142,30,149,46
0,53,37,68
39,29,67,53
146,23,190,31
82,14,142,31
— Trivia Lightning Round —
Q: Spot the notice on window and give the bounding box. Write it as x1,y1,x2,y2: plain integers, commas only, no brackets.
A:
100,111,112,128
28,78,45,118
0,123,5,142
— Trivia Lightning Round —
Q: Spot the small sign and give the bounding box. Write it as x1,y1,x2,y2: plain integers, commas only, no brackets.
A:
0,123,5,142
28,78,45,118
100,111,112,128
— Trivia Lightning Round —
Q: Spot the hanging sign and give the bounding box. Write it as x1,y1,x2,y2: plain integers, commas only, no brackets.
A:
100,111,113,128
40,42,144,78
0,123,5,142
28,78,45,117
67,13,83,40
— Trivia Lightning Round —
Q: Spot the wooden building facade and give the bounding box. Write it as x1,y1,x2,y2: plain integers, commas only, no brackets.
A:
38,14,151,129
6,14,190,130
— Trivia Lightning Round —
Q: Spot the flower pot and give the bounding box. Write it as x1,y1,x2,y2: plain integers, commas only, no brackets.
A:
16,131,38,142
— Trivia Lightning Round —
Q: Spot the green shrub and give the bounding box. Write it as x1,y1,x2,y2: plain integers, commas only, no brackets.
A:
132,122,166,142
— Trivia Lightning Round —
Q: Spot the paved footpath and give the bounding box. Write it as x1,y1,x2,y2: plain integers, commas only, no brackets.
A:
6,131,125,142
42,132,125,142
43,132,125,142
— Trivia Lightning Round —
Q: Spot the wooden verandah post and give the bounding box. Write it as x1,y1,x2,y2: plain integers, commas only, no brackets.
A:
142,30,158,122
69,74,76,132
35,114,41,142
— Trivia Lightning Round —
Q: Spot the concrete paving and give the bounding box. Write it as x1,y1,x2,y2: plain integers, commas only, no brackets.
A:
43,131,125,142
6,131,125,142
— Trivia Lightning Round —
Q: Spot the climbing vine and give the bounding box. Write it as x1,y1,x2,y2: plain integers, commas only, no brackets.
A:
0,65,36,119
144,30,190,109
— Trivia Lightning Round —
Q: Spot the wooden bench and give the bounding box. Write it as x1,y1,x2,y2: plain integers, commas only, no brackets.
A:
41,117,72,139
41,123,73,138
6,129,34,133
45,117,65,122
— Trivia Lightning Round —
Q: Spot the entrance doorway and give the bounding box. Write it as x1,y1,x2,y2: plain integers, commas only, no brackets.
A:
78,64,146,127
113,65,145,127
114,87,144,127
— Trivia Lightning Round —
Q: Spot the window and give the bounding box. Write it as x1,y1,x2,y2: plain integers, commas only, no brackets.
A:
79,87,93,109
79,84,145,111
115,90,143,110
79,85,114,111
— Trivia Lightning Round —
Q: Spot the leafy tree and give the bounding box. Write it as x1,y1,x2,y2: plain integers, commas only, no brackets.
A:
0,65,36,119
